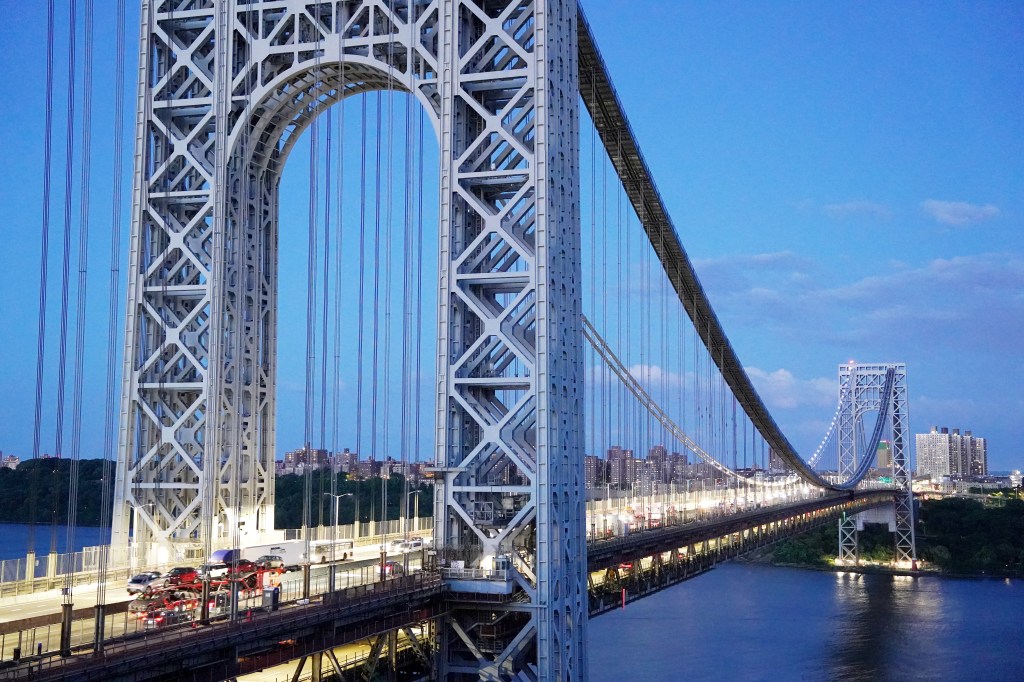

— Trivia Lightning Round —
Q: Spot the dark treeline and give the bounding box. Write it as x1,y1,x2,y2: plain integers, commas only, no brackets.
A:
0,459,434,530
0,458,113,526
770,497,1024,577
273,472,434,529
917,497,1024,575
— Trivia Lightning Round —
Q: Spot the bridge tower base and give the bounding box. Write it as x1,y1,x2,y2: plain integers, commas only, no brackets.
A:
837,512,859,564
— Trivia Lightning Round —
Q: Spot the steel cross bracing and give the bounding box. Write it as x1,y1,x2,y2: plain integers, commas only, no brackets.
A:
112,1,585,679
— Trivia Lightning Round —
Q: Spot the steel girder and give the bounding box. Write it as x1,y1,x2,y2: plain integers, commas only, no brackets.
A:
114,0,585,677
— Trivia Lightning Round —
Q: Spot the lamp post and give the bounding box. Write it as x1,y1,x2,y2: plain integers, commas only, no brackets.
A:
323,492,353,530
406,490,422,534
322,493,352,593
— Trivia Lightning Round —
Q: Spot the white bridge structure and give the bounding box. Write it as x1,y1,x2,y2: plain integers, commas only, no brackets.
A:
108,2,915,680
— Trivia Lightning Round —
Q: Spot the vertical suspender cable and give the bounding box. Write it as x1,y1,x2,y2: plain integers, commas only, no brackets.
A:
399,14,415,540
381,7,396,543
319,104,332,530
600,128,607,464
370,90,382,473
53,0,79,559
96,0,127,646
303,88,321,557
316,6,332,532
66,0,96,608
588,74,597,463
354,96,367,529
413,105,425,502
29,0,58,557
330,12,348,567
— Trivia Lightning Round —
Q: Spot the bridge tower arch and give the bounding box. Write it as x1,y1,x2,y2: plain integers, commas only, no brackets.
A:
836,363,917,566
112,2,586,678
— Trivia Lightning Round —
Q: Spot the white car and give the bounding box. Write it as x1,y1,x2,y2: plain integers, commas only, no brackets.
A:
198,562,229,579
126,571,165,594
400,538,424,552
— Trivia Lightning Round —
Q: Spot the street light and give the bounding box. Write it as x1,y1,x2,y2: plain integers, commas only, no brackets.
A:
322,493,352,594
403,491,423,574
406,490,422,535
323,492,353,530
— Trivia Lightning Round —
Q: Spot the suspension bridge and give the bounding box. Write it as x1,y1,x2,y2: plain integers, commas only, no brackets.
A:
2,1,918,680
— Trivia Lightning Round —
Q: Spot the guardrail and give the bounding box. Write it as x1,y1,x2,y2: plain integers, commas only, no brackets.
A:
440,567,510,581
0,519,435,599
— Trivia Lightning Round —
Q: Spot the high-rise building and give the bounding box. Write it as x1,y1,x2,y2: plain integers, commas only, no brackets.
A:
284,445,330,469
916,427,987,478
876,441,892,470
647,445,668,483
966,432,987,475
606,446,635,490
584,455,604,489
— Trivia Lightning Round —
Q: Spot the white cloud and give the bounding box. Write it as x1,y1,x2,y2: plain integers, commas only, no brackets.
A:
705,252,1024,354
586,363,686,390
822,201,893,220
921,199,1000,226
744,367,835,410
693,251,814,296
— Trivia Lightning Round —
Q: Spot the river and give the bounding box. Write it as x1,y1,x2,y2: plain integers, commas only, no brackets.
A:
0,523,110,561
588,562,1023,681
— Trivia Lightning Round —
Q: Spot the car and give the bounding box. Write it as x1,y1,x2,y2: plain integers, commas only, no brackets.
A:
128,594,172,616
382,560,405,577
143,608,194,629
126,571,165,594
399,538,423,552
207,590,232,617
226,559,255,575
165,566,198,586
254,555,286,572
198,562,228,580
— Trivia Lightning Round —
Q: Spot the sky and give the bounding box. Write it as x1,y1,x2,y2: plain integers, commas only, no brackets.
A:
0,2,1021,473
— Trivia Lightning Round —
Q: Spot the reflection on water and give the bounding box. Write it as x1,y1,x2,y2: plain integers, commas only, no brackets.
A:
829,571,937,681
589,563,1023,681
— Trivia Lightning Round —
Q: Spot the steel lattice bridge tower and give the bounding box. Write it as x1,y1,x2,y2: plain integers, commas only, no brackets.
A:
112,1,585,678
836,363,917,566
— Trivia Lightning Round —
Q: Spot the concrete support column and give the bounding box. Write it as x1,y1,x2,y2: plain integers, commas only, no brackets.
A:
60,602,73,656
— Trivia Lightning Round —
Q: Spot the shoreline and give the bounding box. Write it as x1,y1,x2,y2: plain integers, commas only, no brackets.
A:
737,552,1020,581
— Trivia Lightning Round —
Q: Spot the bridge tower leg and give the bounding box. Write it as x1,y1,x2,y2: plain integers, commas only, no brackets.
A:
433,0,586,680
835,363,916,566
889,367,918,567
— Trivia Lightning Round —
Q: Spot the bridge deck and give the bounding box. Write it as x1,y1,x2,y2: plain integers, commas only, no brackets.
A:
1,490,898,681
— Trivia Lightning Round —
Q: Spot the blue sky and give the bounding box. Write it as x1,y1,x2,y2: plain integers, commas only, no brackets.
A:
581,1,1023,471
0,2,1021,472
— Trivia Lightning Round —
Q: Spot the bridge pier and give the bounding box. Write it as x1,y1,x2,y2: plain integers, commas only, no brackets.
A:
838,512,859,564
837,503,918,568
92,602,106,655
